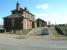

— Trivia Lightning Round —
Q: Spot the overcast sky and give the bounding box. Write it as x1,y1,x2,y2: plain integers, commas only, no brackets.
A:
0,0,67,25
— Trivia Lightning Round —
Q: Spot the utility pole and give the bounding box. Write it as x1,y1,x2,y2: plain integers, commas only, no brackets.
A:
48,21,50,27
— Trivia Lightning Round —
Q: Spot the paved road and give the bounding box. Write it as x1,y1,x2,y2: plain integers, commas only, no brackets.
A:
0,27,67,50
0,38,67,50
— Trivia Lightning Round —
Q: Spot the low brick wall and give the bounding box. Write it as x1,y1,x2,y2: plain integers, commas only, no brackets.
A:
55,26,67,35
55,26,64,35
14,29,32,35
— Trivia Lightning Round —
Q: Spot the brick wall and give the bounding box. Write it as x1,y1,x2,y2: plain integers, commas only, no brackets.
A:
23,18,32,29
23,11,34,21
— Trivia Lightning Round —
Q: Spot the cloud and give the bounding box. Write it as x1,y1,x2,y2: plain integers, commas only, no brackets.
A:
36,4,48,10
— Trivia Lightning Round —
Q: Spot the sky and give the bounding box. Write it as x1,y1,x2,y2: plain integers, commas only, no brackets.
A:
0,0,67,25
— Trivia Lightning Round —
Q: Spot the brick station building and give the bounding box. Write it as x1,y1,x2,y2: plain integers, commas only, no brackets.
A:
3,2,47,32
36,18,47,27
3,2,35,31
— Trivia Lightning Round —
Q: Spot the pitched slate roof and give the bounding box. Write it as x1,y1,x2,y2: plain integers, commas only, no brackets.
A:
36,18,47,22
4,14,22,19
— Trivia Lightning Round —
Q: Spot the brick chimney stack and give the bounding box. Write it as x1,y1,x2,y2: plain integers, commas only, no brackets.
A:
16,2,20,10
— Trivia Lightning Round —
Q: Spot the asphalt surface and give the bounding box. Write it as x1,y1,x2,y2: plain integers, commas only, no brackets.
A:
0,27,67,50
0,39,67,50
